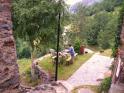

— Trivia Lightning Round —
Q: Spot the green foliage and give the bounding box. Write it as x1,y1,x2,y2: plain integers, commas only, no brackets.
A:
98,77,112,93
19,47,31,58
16,38,31,58
101,0,116,12
12,0,67,56
70,0,121,50
113,1,124,57
70,3,87,40
97,12,118,49
98,31,110,49
86,0,123,15
86,12,109,45
74,39,81,53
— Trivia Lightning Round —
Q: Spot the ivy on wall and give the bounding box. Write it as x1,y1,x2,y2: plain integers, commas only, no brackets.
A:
113,2,124,57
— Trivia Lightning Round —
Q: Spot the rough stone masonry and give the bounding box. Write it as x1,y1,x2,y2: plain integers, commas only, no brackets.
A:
0,0,19,92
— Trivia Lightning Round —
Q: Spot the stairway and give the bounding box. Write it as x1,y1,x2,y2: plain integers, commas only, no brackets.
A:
52,83,68,93
57,81,74,93
27,81,72,93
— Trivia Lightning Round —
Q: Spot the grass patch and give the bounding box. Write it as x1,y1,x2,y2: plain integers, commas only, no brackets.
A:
72,85,99,93
98,77,112,93
38,54,93,80
18,59,31,74
18,59,41,87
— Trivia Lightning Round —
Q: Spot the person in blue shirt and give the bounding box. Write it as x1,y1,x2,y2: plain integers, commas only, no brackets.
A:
68,44,75,64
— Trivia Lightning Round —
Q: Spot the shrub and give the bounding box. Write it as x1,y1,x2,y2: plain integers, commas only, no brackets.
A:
97,31,111,50
74,39,81,54
17,47,31,59
98,77,112,93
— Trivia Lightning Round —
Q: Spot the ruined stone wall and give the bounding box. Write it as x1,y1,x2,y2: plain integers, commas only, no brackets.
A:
0,0,19,92
109,19,124,93
119,19,124,83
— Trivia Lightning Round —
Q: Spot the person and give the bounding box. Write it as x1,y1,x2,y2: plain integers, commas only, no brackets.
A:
80,45,84,54
68,44,75,64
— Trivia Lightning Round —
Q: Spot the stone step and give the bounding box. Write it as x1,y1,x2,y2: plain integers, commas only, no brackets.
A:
57,80,74,93
53,85,67,93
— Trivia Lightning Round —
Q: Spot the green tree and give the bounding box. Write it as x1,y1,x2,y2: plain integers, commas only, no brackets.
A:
12,0,67,57
97,12,118,49
70,3,87,44
12,0,67,79
16,38,31,58
86,11,110,45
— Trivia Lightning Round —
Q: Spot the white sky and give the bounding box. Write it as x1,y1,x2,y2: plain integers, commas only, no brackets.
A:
65,0,101,5
65,0,82,5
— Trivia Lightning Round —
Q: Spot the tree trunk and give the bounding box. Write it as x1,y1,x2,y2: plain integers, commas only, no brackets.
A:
31,51,38,80
0,0,19,92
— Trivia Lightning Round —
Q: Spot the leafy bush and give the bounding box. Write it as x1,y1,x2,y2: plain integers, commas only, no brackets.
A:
16,38,31,59
97,31,110,50
74,39,81,54
17,47,31,59
98,77,112,93
87,29,98,45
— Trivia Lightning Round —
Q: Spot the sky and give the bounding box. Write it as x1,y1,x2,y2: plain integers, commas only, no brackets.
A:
65,0,101,12
65,0,82,5
65,0,101,5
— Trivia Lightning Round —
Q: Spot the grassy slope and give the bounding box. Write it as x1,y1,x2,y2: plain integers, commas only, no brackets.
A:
18,53,93,86
18,59,31,74
38,54,93,80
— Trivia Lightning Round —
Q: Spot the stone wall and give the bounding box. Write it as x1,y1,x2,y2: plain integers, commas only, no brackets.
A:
109,19,124,93
35,65,50,83
118,19,124,83
0,0,19,92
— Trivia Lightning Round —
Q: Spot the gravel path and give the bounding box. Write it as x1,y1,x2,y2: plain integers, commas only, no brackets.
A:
67,53,113,87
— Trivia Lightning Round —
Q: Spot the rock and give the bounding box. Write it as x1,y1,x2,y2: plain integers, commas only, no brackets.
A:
35,65,50,84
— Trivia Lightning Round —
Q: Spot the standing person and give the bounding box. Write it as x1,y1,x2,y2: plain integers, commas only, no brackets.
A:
68,44,75,64
80,45,85,54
